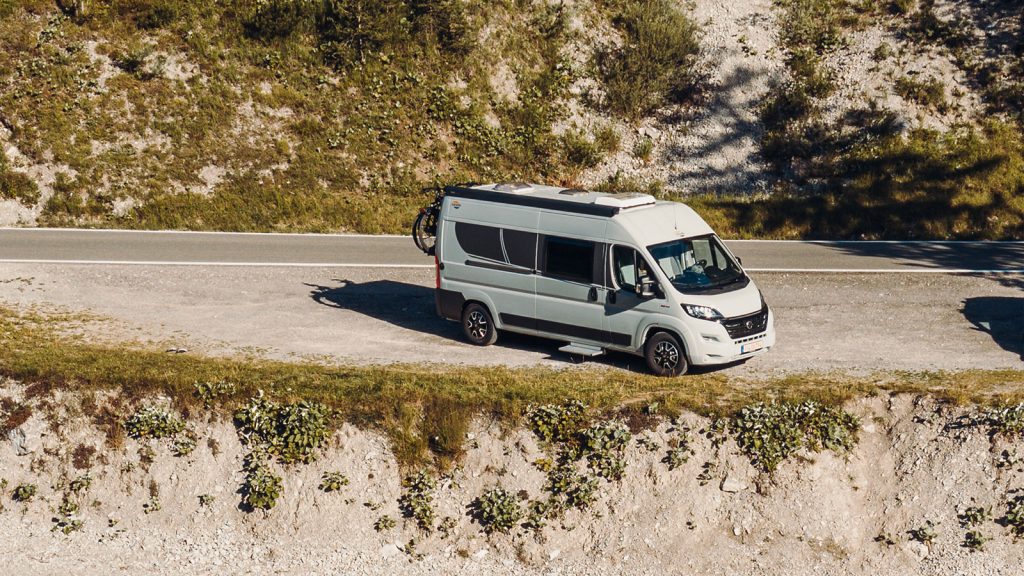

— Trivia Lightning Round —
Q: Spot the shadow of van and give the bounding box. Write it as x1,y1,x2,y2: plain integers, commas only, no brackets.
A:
962,297,1024,360
306,279,743,374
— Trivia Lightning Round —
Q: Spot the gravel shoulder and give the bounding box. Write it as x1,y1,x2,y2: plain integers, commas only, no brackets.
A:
0,264,1019,375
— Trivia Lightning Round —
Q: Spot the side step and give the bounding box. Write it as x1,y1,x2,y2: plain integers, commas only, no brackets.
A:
558,343,605,357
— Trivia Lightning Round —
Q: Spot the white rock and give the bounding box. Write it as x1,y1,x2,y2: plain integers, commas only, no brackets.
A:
380,543,401,558
721,475,747,493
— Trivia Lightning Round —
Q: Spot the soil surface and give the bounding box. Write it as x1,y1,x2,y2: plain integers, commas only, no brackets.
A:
0,264,1020,375
4,386,1024,576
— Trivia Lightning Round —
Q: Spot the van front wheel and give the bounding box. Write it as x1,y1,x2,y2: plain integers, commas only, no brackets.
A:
462,303,498,346
645,332,688,376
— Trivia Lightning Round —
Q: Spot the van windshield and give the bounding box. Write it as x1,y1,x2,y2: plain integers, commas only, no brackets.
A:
647,235,746,293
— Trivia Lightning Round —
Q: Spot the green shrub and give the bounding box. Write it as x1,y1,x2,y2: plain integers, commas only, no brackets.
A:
732,400,859,472
1004,494,1024,536
983,403,1024,437
544,463,598,511
318,471,349,492
374,514,396,532
597,0,702,119
12,483,36,502
963,529,988,551
198,494,215,507
124,405,185,440
527,400,586,444
240,454,283,511
170,432,197,457
958,505,990,527
909,520,938,543
632,137,654,162
115,0,179,30
0,156,39,205
398,470,436,531
561,130,604,171
194,380,237,408
68,474,91,495
234,395,329,464
574,421,631,481
470,487,523,534
245,0,316,39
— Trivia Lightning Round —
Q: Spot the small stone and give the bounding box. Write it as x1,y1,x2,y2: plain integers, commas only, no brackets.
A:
907,541,929,560
733,525,742,537
473,549,488,560
721,475,747,493
8,427,30,456
549,549,560,561
862,423,877,434
380,543,401,558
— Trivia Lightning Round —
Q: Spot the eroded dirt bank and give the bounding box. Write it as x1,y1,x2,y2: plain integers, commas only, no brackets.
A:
4,383,1024,575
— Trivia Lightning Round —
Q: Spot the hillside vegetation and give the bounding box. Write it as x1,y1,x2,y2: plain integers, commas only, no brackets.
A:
0,0,1021,238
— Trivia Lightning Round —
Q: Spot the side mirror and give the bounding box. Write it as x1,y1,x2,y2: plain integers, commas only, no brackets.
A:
737,256,743,266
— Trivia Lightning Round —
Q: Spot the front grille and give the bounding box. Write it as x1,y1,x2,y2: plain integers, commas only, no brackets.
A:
722,307,768,339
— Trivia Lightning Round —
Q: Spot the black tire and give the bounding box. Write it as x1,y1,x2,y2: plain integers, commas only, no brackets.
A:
645,331,688,376
462,303,498,346
412,210,437,255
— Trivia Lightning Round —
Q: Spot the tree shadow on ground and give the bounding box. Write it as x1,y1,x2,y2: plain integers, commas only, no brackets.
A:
962,296,1024,359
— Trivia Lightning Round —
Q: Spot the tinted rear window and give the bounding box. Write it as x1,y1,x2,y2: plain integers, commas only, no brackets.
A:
454,222,504,262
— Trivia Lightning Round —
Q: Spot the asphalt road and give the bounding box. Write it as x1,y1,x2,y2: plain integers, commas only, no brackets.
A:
1,228,1023,272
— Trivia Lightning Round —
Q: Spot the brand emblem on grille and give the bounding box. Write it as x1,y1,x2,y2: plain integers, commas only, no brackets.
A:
745,320,754,330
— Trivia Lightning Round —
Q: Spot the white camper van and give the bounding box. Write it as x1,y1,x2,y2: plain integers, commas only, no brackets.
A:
413,183,774,376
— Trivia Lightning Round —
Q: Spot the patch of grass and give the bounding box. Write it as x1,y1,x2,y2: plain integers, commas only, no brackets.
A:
895,75,947,110
596,0,703,120
983,403,1024,437
0,155,40,205
374,514,396,532
470,486,523,535
690,121,1024,240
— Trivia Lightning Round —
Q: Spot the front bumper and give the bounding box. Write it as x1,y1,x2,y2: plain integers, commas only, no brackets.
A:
688,309,776,366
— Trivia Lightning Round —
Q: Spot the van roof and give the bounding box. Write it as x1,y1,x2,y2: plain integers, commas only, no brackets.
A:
445,183,715,245
445,183,658,217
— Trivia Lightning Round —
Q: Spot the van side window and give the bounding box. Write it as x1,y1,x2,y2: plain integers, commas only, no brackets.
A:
502,229,538,269
612,246,652,293
543,237,595,283
455,222,504,262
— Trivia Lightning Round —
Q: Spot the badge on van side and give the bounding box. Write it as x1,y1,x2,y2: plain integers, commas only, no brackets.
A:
452,200,461,209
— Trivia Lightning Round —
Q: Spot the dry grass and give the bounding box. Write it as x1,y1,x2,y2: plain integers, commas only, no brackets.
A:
1,306,1022,467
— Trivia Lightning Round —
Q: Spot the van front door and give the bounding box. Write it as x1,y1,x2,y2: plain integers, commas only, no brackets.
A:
534,234,607,344
604,245,669,349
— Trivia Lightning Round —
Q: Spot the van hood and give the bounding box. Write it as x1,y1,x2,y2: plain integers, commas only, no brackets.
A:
674,278,763,318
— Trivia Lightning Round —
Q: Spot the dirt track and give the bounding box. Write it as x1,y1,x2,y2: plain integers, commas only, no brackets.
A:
0,263,1020,374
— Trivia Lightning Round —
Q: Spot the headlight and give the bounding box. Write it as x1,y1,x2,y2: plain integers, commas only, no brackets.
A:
683,304,724,321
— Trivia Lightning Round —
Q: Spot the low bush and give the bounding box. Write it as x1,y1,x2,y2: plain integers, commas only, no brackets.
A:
234,394,329,464
318,471,349,492
470,487,523,534
12,483,37,502
597,0,702,119
527,400,586,444
240,454,283,511
895,76,946,110
124,405,185,440
398,470,436,531
732,400,859,472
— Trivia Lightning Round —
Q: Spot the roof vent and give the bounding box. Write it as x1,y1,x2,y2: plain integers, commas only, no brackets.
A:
558,188,588,196
493,182,534,194
593,192,656,209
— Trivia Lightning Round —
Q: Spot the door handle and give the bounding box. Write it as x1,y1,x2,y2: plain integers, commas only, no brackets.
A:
608,290,617,304
587,286,598,302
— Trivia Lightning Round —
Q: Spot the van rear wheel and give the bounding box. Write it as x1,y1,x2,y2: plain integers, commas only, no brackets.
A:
462,303,498,346
645,332,688,376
